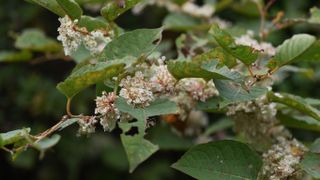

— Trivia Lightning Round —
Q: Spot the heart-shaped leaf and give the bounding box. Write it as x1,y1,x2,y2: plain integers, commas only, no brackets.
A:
172,140,262,180
100,28,163,61
57,60,129,98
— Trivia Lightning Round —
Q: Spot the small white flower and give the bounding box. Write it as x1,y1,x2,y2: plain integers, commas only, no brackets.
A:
77,116,97,136
57,16,82,56
182,2,214,18
95,92,120,131
119,71,154,107
57,16,112,56
177,78,219,102
150,57,176,94
227,95,291,148
261,137,306,180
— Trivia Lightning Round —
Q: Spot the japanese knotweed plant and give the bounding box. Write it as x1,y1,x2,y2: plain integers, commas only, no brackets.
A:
1,0,320,179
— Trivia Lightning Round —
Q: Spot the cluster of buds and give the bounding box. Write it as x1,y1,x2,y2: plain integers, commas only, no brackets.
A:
149,57,176,95
119,71,154,107
95,92,120,132
227,96,290,150
77,116,97,136
260,137,306,180
57,16,112,56
176,78,219,102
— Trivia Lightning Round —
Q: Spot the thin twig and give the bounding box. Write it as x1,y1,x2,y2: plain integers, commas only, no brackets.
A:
256,1,266,41
1,147,13,154
247,65,255,77
30,53,72,65
35,115,69,142
256,0,278,41
264,0,277,12
66,98,74,117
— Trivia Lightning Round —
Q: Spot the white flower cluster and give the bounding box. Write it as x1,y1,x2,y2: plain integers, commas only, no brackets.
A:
91,56,219,136
95,92,120,131
182,1,214,18
227,95,277,120
150,57,176,94
169,80,218,135
132,0,180,14
227,95,290,149
133,0,214,18
83,30,111,55
235,30,276,56
177,78,219,102
261,137,306,180
77,116,97,136
119,71,154,107
210,17,232,29
57,16,112,56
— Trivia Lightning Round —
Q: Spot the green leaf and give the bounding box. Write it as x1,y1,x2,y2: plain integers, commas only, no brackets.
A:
310,138,320,153
196,97,221,112
116,98,179,172
70,44,92,63
214,80,267,107
34,134,61,150
293,40,320,62
267,92,320,121
167,60,215,80
15,29,61,52
309,7,320,24
0,128,31,147
148,124,193,150
162,13,204,31
209,24,259,65
116,98,179,127
270,34,316,68
172,140,262,180
201,61,243,82
300,152,320,178
100,0,142,21
193,47,237,68
277,112,320,132
57,60,128,98
167,59,242,81
77,15,109,32
0,50,32,62
57,0,83,20
26,0,66,17
305,97,320,106
230,0,260,17
0,134,3,148
120,135,159,173
100,28,162,61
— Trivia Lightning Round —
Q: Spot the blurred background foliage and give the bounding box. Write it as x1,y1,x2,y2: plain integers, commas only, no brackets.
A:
0,0,320,179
